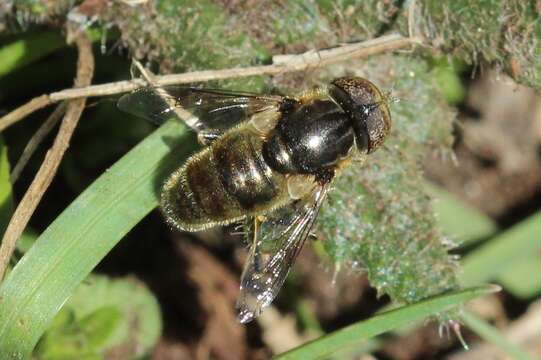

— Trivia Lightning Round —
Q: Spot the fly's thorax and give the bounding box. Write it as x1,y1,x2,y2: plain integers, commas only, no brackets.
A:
329,77,391,153
263,99,355,175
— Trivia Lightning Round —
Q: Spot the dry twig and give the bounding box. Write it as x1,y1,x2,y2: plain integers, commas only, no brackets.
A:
0,33,421,133
0,31,95,280
10,102,67,183
408,0,418,40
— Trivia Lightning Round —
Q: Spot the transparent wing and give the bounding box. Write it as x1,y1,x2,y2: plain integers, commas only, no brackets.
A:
117,86,285,133
236,183,330,323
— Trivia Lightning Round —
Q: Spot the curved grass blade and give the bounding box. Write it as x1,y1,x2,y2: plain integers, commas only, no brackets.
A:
461,311,537,360
425,182,498,245
0,30,103,79
274,285,498,360
0,137,13,237
462,210,541,286
0,31,65,78
0,120,196,358
498,255,541,299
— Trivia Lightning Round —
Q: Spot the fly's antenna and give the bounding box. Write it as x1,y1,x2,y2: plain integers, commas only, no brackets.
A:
382,88,400,106
364,88,399,113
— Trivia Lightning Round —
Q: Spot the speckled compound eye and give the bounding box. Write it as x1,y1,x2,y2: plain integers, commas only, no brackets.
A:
330,77,392,153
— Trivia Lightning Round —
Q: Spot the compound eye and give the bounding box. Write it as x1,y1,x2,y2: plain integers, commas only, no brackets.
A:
330,77,392,153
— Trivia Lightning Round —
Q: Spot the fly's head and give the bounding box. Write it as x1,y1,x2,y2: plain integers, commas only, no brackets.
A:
329,77,392,153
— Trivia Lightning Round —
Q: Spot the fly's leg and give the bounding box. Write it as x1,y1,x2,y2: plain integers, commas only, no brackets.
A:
197,130,222,145
252,216,264,272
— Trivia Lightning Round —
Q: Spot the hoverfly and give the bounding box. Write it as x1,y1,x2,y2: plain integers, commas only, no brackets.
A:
118,77,391,323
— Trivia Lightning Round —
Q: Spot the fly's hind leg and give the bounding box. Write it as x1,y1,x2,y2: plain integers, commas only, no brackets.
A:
239,216,265,270
236,215,265,322
249,216,265,272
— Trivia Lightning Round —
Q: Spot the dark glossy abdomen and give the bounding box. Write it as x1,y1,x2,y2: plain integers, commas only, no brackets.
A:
161,128,289,231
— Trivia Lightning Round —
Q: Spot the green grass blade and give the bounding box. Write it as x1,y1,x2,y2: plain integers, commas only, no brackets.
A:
462,210,541,286
343,199,538,358
497,255,541,299
425,182,497,245
0,137,13,237
274,285,498,360
0,32,65,78
461,312,538,360
0,120,195,358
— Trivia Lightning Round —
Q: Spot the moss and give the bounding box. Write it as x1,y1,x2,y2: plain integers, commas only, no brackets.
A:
317,0,400,40
420,0,504,63
268,0,325,47
418,0,541,89
3,1,539,89
102,0,399,90
502,0,541,88
101,0,269,91
0,0,74,31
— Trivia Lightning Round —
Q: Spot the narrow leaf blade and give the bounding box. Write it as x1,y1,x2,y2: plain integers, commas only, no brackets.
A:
461,311,538,360
274,285,498,360
0,120,194,357
462,210,541,286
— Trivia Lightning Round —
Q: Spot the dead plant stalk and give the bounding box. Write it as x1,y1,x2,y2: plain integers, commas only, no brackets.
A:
0,31,95,280
0,33,420,133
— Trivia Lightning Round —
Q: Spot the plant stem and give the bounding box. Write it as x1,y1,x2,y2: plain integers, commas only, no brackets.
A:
0,33,421,133
0,31,94,280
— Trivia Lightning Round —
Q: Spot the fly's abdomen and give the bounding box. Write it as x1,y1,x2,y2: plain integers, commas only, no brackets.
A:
161,129,288,231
